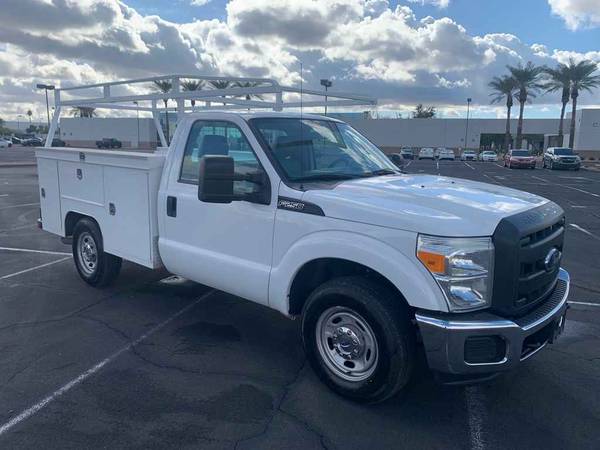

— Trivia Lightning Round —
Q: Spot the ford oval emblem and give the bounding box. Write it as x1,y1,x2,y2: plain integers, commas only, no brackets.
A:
544,248,561,273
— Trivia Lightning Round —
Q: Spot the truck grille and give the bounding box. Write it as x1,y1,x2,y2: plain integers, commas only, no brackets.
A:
492,202,565,317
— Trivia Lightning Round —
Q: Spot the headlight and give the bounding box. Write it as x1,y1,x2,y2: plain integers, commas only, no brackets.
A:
417,235,494,312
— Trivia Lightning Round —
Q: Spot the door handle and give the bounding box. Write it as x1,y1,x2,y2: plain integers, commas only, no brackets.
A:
167,196,177,217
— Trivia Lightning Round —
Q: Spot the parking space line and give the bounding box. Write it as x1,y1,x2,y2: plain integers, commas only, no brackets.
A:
494,164,503,168
569,223,600,241
569,301,600,307
464,162,475,170
0,289,216,436
531,175,548,183
562,185,600,198
405,161,412,168
465,386,486,450
0,194,8,197
0,257,71,281
0,202,40,211
0,247,71,256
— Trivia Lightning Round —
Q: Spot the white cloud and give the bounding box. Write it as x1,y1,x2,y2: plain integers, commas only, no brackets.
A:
0,0,597,120
548,0,600,30
191,0,212,5
407,0,451,9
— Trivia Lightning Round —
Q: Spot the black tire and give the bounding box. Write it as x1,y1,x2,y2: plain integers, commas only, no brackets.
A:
302,276,415,404
549,160,554,170
72,217,122,287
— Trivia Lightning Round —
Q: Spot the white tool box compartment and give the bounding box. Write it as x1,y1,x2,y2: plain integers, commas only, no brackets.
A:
36,148,165,269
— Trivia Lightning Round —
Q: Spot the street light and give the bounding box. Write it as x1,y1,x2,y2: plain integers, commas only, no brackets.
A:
320,79,332,116
464,97,472,150
36,83,55,130
17,114,23,131
133,101,140,148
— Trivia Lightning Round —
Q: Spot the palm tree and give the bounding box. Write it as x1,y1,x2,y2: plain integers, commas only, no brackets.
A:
542,65,571,143
234,81,265,110
26,109,33,124
209,80,232,105
152,80,172,144
507,62,544,148
70,107,96,118
489,75,518,152
181,79,204,109
563,59,600,148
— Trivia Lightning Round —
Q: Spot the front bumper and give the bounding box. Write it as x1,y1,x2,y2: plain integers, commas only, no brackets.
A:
415,268,569,375
552,160,580,169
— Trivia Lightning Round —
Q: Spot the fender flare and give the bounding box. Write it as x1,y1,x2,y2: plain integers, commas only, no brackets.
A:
268,230,447,315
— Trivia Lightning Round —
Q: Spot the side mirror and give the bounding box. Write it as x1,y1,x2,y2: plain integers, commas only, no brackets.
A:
198,156,235,203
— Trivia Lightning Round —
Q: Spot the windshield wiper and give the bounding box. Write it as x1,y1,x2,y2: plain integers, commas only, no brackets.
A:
291,173,360,182
361,169,399,177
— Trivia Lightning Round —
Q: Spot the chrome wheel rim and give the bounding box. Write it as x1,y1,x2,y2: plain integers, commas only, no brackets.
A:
315,306,379,382
77,232,98,275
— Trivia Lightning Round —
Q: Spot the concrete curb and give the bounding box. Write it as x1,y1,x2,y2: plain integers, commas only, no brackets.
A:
0,162,37,168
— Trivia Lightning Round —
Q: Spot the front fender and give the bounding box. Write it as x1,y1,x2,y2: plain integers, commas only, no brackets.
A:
268,230,448,316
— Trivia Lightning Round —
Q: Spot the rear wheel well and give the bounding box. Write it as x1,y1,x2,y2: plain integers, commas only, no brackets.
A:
65,212,96,237
288,258,408,316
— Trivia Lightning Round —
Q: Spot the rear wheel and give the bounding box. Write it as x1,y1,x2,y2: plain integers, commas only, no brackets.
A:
72,218,122,287
302,276,415,404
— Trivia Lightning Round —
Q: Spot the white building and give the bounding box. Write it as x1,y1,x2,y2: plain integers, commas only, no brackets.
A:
60,117,159,149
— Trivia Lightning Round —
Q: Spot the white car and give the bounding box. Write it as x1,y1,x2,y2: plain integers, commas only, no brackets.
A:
480,151,498,162
37,110,570,404
418,147,435,160
0,138,12,148
438,148,455,160
461,150,477,161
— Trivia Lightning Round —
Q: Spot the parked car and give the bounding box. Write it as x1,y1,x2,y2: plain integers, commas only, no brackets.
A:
400,148,414,160
52,138,66,147
0,138,12,148
22,137,43,147
543,147,580,170
460,150,477,161
37,110,570,403
504,149,536,169
387,153,405,169
418,147,435,160
437,148,455,161
11,136,23,145
480,151,498,162
96,138,122,149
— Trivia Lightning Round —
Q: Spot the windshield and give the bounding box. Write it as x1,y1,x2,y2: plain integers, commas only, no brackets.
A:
553,148,574,155
511,150,530,156
250,118,398,181
483,151,495,155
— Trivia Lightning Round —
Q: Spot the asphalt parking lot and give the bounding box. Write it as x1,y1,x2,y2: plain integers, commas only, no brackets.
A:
0,152,599,449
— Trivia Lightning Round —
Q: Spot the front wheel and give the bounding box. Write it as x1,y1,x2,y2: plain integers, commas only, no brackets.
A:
72,218,122,287
302,276,415,403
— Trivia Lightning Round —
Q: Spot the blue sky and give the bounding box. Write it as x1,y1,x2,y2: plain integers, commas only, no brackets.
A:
0,0,599,120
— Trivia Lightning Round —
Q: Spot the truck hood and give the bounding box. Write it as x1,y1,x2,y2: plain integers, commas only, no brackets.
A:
302,174,548,236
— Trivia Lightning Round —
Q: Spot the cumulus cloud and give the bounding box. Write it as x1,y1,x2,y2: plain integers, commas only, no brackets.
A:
548,0,600,30
0,0,597,119
407,0,451,8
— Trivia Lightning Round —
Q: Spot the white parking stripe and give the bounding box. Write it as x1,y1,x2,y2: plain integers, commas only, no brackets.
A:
531,175,548,183
464,162,475,170
562,185,600,198
0,202,40,211
0,257,71,281
569,223,600,241
569,301,600,307
0,194,8,197
0,247,71,256
405,161,412,168
0,289,216,436
494,163,503,168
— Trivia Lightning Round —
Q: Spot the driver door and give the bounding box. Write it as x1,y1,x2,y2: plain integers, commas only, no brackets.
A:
160,119,276,305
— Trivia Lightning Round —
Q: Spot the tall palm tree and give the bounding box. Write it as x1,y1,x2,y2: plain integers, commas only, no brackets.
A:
181,79,204,109
507,62,544,148
563,59,600,148
26,109,33,124
234,81,264,110
543,64,571,142
489,75,518,151
70,107,96,118
152,80,172,144
209,80,232,105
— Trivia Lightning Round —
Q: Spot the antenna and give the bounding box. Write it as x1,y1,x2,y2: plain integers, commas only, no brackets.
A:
299,61,303,118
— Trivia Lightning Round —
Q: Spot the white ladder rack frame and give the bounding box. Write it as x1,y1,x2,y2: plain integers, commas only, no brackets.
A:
45,74,377,147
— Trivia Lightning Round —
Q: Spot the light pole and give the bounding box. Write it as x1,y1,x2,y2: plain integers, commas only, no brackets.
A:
133,101,140,148
464,98,472,150
17,114,23,131
320,79,332,116
36,83,55,130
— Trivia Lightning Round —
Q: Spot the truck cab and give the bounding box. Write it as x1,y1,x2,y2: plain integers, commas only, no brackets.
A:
37,111,570,403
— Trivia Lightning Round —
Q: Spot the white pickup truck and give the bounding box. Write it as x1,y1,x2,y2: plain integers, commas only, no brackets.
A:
36,112,569,403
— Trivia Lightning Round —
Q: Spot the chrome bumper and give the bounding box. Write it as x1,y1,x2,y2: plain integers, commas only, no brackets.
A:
415,268,570,375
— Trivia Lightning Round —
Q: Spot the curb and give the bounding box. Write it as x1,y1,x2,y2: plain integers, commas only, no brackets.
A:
0,162,37,168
